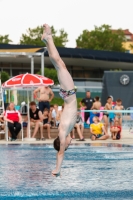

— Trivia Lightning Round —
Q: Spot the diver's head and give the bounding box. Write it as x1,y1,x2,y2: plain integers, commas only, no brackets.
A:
53,136,72,151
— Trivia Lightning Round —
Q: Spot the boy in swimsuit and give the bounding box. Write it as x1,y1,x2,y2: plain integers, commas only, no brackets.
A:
71,109,85,140
91,96,101,111
103,96,112,132
42,108,51,139
55,104,64,127
90,96,101,124
114,99,123,126
41,24,77,175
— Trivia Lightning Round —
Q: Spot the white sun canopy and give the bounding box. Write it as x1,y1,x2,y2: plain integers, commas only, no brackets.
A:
0,47,47,76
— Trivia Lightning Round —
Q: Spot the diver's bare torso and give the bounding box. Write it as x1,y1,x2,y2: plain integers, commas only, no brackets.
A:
59,95,77,136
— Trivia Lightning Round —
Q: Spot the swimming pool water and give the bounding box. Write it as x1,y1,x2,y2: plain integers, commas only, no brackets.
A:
0,143,133,200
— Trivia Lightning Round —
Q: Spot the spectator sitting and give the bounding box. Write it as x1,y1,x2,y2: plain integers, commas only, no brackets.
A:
114,99,124,126
103,96,112,132
26,101,43,139
4,102,22,141
90,116,109,141
49,104,54,127
41,108,51,139
90,110,100,125
72,110,85,141
110,119,121,140
52,104,59,127
56,104,64,127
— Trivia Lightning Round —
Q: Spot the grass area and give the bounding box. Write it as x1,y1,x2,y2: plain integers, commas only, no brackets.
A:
50,98,64,105
50,97,82,107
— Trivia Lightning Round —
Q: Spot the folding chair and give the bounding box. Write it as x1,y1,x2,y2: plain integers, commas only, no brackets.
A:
5,121,24,141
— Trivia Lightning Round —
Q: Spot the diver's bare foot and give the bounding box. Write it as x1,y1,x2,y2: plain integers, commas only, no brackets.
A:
41,23,52,43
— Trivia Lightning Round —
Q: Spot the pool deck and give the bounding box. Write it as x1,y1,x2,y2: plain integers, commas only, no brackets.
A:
0,128,133,145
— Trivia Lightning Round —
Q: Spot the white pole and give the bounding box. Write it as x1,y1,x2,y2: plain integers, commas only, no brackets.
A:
31,56,34,101
31,56,34,74
27,90,30,138
8,90,10,103
41,47,47,75
31,88,33,101
12,88,18,105
41,53,44,75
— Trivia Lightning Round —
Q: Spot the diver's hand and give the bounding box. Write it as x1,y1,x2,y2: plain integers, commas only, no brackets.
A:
52,169,61,177
52,169,60,175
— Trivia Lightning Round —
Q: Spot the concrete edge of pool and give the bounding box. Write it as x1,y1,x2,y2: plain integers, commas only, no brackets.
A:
0,129,133,145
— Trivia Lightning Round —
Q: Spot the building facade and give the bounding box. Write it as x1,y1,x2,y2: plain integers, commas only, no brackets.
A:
122,29,133,53
1,44,133,98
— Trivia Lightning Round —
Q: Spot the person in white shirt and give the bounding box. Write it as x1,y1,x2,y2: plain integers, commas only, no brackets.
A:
72,110,85,141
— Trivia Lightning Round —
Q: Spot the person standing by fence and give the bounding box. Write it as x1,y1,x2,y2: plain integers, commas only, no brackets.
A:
79,91,94,122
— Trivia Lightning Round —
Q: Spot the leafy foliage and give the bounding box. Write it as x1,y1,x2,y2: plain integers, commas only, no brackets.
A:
37,67,59,85
50,97,82,107
110,69,122,71
130,44,133,49
0,71,10,83
20,26,68,47
0,35,12,44
51,26,68,47
76,24,126,52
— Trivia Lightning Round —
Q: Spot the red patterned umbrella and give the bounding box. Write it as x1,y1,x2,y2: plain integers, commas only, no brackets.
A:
2,73,54,141
2,73,54,88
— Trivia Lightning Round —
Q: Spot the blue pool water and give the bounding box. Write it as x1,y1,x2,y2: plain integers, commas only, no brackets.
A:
0,143,133,200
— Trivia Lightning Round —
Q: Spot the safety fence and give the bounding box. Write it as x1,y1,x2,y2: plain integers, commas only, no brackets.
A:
80,109,133,131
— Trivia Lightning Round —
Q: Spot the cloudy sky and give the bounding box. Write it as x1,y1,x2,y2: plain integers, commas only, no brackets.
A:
0,0,133,47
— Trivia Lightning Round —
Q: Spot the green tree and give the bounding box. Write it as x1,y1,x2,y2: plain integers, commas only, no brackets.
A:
130,44,133,49
20,26,68,47
110,69,122,71
0,71,10,83
0,35,12,44
76,24,126,52
37,67,59,85
51,26,68,47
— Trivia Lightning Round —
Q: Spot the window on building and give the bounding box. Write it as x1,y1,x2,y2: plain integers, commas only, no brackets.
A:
125,35,132,41
125,50,130,53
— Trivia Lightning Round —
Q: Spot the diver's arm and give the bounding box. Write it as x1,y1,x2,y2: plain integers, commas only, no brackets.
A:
52,137,65,174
